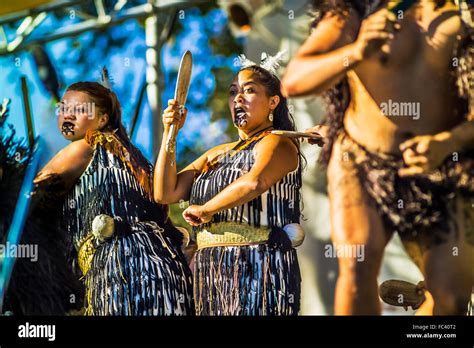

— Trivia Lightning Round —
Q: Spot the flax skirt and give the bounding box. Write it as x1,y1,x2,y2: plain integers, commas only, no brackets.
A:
193,243,301,316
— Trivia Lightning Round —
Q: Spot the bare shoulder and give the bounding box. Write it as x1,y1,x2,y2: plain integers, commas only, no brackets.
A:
181,140,239,173
35,139,94,185
63,138,94,156
254,134,298,157
205,140,240,161
440,2,469,38
251,134,298,173
55,139,94,166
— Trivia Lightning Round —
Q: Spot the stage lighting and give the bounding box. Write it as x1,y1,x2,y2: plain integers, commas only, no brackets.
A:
218,0,283,36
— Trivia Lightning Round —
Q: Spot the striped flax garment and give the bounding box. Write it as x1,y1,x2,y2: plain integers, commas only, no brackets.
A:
190,130,302,315
62,130,194,315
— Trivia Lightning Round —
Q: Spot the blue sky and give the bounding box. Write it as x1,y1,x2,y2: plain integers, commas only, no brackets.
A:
0,5,240,166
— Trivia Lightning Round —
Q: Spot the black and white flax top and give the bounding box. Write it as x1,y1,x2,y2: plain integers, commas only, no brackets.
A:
190,130,302,232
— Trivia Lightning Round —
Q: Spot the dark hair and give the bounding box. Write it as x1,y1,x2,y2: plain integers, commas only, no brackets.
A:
241,65,296,132
240,65,307,168
311,0,451,23
310,0,364,24
310,0,466,165
66,82,151,174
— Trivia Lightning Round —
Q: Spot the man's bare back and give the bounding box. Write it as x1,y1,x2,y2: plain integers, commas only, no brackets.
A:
346,1,467,154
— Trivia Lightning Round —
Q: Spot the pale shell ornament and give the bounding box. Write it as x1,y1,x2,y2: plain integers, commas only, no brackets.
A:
283,223,305,247
91,214,115,242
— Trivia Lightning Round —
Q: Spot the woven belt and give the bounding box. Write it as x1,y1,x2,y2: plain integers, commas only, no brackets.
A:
196,222,270,250
77,219,175,275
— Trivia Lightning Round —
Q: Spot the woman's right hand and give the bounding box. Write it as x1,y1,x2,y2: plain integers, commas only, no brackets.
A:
163,99,187,132
352,8,397,60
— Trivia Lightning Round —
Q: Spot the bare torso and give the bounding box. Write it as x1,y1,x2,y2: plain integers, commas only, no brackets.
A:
345,1,466,154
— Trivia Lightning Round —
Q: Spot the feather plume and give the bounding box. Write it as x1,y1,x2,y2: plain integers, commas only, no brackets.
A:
0,98,11,127
260,50,286,75
99,66,113,90
237,54,257,69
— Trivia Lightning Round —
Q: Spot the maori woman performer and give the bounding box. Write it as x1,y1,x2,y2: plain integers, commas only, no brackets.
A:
154,53,304,315
34,70,194,315
283,0,474,315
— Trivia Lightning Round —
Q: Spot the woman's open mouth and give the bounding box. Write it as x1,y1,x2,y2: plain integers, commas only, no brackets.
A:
61,121,75,136
234,107,247,127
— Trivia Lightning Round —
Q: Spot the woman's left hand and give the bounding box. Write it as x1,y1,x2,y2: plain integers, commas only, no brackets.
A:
398,132,458,177
182,205,213,226
304,125,327,147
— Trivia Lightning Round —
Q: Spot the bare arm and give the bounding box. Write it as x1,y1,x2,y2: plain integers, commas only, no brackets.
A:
282,13,359,97
182,135,298,226
153,131,205,204
399,119,474,177
34,139,94,191
282,9,396,97
153,99,198,204
449,119,474,150
153,99,236,204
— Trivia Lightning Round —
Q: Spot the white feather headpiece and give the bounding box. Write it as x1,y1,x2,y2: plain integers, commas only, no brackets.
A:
237,50,287,75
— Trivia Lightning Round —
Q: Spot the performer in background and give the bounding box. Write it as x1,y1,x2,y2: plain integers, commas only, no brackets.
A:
282,0,474,315
0,103,84,315
34,71,194,315
154,54,304,315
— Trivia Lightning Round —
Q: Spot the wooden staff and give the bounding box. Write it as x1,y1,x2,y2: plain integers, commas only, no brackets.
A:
20,76,35,150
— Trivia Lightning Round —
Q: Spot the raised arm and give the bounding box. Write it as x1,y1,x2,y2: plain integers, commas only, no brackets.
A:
153,99,235,204
282,8,395,97
182,135,298,226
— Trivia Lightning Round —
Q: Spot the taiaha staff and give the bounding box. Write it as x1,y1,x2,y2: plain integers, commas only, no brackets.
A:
20,76,35,151
166,50,192,153
271,130,323,140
